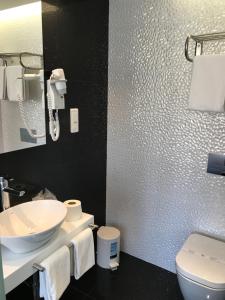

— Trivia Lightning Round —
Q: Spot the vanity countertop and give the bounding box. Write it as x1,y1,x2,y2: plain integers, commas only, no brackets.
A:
2,212,94,294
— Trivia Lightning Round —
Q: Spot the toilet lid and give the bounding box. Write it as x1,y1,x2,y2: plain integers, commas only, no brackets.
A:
176,233,225,290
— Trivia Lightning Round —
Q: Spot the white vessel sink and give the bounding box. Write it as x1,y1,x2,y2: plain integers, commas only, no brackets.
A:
0,200,67,253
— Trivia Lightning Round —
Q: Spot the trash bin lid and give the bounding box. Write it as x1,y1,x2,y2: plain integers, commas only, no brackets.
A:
97,226,120,240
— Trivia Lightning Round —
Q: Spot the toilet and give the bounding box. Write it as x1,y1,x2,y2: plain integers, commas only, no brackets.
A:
176,233,225,300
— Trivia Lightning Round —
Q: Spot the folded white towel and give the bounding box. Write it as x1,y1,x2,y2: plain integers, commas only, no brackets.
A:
5,66,25,101
39,246,70,300
189,55,225,112
0,66,6,100
71,228,95,280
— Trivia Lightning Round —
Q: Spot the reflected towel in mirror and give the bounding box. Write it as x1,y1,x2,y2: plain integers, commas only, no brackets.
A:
5,65,25,101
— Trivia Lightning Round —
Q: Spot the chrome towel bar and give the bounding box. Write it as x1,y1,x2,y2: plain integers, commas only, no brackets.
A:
0,52,43,70
32,242,74,300
32,223,98,273
33,242,74,273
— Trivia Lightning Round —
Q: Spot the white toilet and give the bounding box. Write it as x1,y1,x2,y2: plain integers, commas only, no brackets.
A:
176,233,225,300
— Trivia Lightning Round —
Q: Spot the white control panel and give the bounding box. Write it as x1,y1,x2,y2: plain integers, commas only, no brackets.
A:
70,108,79,133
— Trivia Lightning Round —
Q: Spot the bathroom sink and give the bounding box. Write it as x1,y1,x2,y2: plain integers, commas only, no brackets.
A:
0,200,67,253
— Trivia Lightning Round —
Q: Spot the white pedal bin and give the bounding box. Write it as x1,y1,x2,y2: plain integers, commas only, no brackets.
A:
97,226,120,270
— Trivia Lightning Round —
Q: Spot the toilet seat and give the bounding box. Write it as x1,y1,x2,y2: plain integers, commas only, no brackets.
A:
176,233,225,290
178,272,225,291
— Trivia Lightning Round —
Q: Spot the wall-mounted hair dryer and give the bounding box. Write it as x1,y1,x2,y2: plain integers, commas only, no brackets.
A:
47,68,67,141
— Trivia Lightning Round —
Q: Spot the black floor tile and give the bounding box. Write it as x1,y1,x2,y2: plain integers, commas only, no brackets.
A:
87,253,183,300
6,282,93,300
61,286,94,300
6,252,184,300
69,266,97,295
6,281,33,299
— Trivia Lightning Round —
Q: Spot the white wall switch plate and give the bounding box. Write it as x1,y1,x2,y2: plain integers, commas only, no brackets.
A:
70,108,79,133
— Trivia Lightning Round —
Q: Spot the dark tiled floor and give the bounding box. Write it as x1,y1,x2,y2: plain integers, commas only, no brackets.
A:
6,252,184,300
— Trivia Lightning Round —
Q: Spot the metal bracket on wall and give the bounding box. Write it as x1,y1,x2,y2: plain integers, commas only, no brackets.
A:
185,31,225,62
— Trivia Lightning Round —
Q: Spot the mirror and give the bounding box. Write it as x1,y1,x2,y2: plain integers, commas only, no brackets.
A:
0,0,46,154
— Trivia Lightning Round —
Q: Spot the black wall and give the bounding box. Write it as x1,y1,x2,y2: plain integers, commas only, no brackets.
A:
0,0,109,225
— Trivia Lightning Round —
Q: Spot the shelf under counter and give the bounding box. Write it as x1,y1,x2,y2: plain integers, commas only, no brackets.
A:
2,213,94,294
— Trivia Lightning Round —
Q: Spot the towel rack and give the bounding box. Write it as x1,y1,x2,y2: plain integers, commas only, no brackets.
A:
0,52,43,70
32,223,99,300
33,243,74,273
32,223,99,272
185,31,225,62
32,243,74,300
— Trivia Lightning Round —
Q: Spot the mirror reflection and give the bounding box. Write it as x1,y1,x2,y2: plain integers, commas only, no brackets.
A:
0,0,46,154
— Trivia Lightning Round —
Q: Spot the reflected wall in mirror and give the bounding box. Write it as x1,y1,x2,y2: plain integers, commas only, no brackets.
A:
0,0,46,154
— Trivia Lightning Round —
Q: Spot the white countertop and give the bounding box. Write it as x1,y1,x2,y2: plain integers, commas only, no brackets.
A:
2,213,94,294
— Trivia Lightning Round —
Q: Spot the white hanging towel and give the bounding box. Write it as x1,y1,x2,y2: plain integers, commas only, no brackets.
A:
5,65,24,101
71,228,95,280
0,66,6,100
39,246,70,300
189,55,225,112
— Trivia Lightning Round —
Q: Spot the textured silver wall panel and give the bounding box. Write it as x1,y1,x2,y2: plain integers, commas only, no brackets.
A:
107,0,225,272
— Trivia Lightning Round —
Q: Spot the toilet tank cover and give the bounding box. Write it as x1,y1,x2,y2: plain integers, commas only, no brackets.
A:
176,233,225,290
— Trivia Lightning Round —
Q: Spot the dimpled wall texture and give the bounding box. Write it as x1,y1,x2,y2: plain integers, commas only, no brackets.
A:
107,0,225,272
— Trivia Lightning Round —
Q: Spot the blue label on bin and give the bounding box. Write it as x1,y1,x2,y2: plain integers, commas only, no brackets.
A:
110,242,117,258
